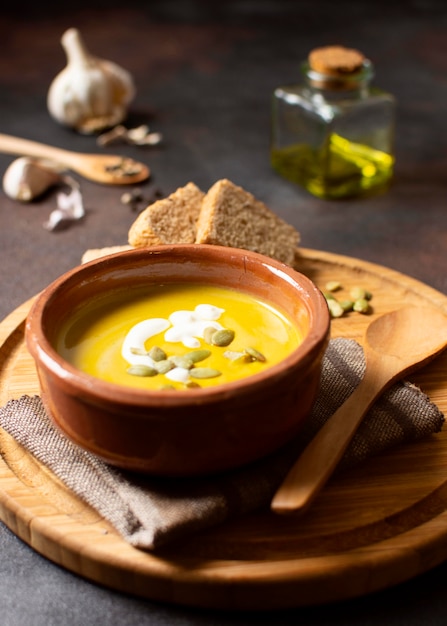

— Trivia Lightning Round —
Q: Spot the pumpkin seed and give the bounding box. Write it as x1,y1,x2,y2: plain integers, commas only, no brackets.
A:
127,364,158,377
245,347,266,362
211,329,235,347
353,298,371,314
185,349,211,363
154,359,175,374
190,367,222,379
160,384,176,390
185,381,201,388
350,287,372,301
327,298,344,318
130,346,148,356
223,350,251,363
325,280,342,292
169,355,194,369
148,346,167,361
203,326,217,344
323,291,337,301
339,299,354,312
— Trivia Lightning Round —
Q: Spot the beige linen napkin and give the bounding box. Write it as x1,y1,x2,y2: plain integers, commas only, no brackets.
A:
0,338,444,550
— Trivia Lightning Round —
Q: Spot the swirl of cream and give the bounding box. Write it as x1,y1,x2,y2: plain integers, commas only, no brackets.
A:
122,318,170,365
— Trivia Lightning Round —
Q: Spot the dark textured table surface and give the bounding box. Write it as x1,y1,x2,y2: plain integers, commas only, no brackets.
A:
1,1,447,624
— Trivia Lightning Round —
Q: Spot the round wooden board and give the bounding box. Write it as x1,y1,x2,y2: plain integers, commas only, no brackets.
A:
1,248,447,611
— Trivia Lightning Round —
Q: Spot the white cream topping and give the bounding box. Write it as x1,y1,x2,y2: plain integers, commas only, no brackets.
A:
165,367,192,383
121,318,170,366
165,307,223,348
121,304,225,380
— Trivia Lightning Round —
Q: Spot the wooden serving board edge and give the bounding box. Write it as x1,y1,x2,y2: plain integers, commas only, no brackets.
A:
0,249,447,610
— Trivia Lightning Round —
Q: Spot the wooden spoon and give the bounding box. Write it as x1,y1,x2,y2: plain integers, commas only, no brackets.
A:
271,306,447,515
0,133,150,185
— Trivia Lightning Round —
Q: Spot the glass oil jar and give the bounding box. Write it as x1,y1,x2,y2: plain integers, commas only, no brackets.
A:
271,46,396,199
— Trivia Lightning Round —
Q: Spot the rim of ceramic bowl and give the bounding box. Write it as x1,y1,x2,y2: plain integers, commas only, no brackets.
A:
25,244,330,409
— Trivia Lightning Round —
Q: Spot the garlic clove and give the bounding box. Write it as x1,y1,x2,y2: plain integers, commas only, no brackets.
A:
43,181,85,231
2,157,62,202
96,124,163,147
47,28,136,134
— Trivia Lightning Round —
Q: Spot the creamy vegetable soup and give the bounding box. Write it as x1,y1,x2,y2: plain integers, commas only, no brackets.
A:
56,283,304,390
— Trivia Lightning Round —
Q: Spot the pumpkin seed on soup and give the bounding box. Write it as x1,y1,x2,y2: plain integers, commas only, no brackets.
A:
154,359,175,374
130,346,148,356
223,350,251,363
190,367,222,379
203,326,217,344
185,349,211,363
169,355,194,369
148,346,167,361
245,347,266,362
211,329,235,347
127,364,158,377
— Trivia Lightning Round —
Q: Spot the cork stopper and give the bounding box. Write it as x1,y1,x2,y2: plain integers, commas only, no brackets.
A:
306,45,370,90
309,46,365,76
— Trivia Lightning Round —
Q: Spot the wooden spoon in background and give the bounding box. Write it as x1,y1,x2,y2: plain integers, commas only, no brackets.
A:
271,306,447,515
0,133,150,185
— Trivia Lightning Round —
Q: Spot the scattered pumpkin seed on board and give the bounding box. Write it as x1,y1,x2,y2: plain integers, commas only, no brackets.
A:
325,280,342,292
322,282,374,318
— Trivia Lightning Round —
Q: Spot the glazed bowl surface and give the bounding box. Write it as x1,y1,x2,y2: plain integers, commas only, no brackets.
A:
25,244,330,476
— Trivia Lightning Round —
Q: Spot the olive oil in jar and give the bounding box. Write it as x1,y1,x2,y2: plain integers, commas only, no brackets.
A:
271,46,396,199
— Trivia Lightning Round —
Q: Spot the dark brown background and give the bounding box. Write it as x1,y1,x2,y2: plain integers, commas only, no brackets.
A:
1,1,446,624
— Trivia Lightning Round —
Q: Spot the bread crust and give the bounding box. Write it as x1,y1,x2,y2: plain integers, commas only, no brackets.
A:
123,178,300,266
195,179,299,265
81,244,133,264
128,182,205,247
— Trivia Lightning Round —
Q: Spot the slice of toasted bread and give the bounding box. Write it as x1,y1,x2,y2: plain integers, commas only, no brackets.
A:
81,244,133,264
195,179,300,265
128,182,205,247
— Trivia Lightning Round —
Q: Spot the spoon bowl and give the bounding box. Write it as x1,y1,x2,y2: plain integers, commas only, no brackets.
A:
366,306,447,361
271,305,447,514
0,133,150,185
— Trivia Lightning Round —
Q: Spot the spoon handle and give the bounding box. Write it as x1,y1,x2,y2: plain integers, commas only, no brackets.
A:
271,360,390,514
0,133,73,164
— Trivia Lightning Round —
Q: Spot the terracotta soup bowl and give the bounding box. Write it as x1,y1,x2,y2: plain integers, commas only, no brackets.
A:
25,244,330,476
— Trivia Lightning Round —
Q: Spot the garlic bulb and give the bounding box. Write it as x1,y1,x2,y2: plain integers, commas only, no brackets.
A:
47,28,135,134
3,157,62,201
